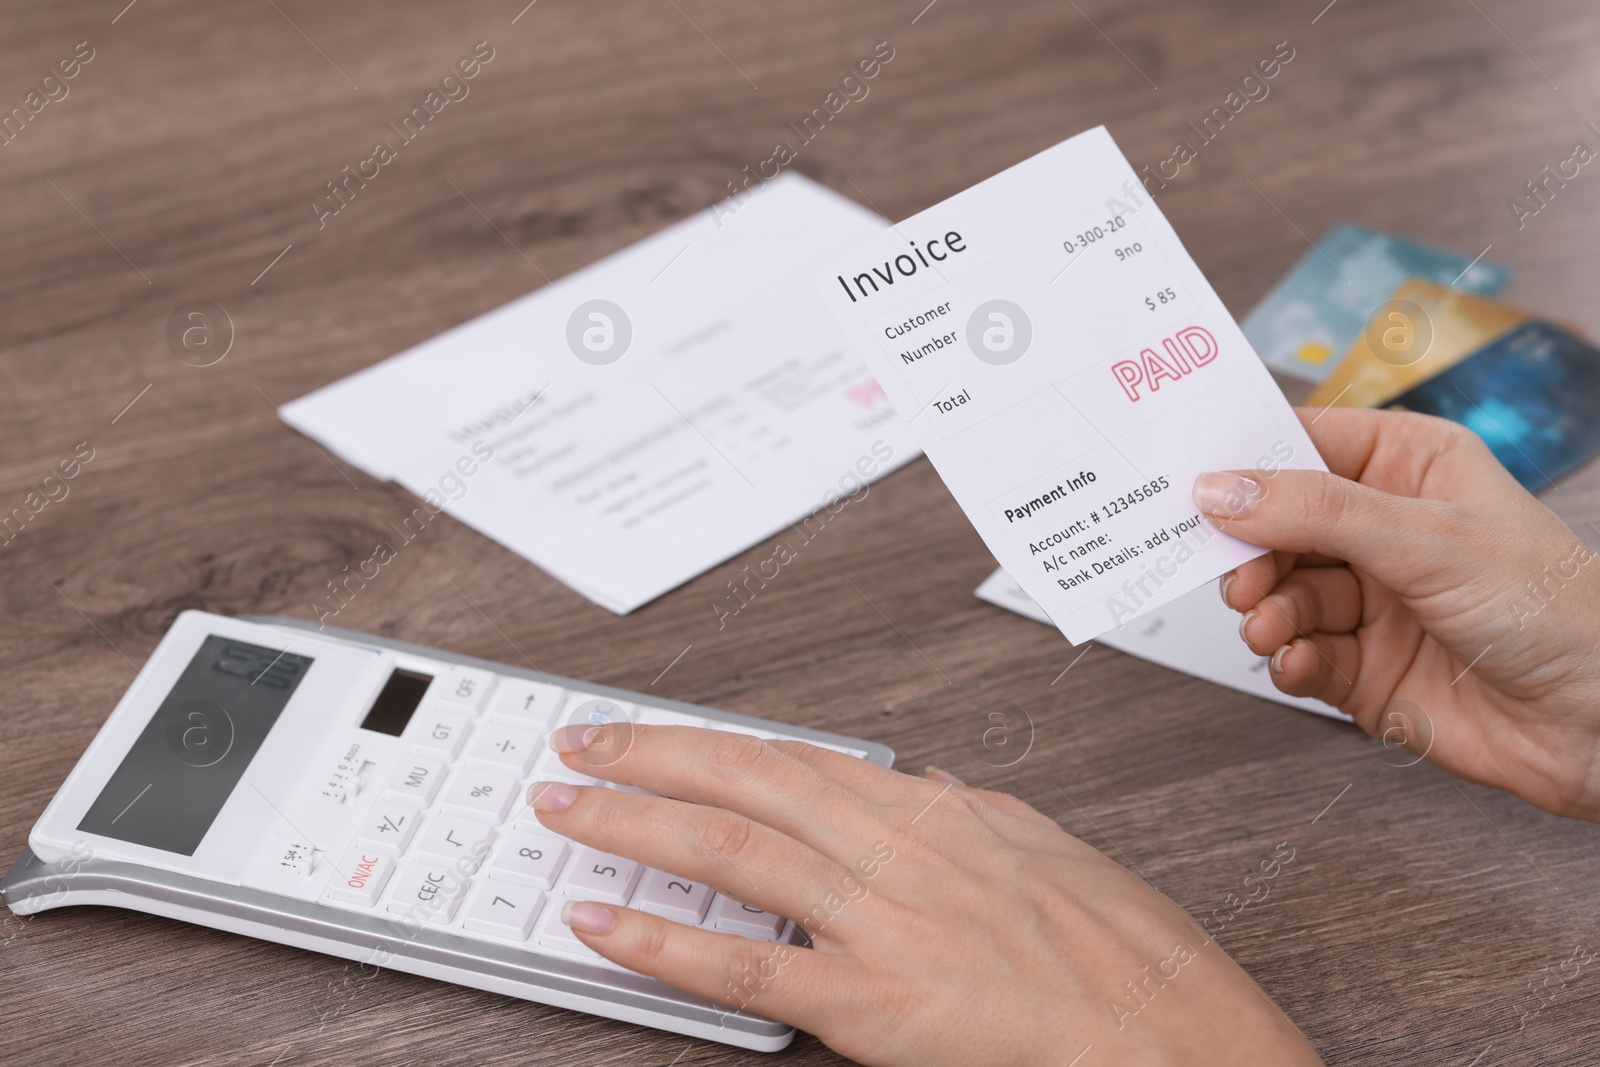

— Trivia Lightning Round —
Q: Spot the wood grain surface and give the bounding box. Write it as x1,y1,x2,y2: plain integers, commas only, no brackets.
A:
4,0,1600,1064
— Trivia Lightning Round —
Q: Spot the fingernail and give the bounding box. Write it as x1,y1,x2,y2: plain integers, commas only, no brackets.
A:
1270,644,1291,674
1194,472,1262,519
1219,573,1234,607
552,724,602,754
527,780,579,812
924,766,966,786
1238,610,1258,643
562,899,616,935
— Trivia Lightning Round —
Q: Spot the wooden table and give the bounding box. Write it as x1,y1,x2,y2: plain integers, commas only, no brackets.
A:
4,0,1599,1063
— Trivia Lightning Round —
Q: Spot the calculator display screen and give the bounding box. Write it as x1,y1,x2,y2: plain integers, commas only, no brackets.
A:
77,635,315,855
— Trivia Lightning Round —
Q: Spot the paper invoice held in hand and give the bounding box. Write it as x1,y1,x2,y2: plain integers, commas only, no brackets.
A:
819,127,1326,644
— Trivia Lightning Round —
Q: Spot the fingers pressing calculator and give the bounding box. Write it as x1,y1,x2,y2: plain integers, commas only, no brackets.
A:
1,612,892,1052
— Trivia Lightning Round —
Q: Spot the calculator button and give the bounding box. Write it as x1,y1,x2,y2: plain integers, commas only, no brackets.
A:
465,724,542,775
488,678,568,727
384,753,448,806
707,894,786,939
414,816,496,872
562,696,633,730
408,706,473,759
634,868,713,925
324,848,394,907
436,667,496,712
537,902,608,961
438,767,518,823
563,847,642,905
463,882,544,941
705,722,784,742
356,802,421,856
513,806,566,833
529,751,603,788
633,706,707,729
387,862,470,924
489,830,570,889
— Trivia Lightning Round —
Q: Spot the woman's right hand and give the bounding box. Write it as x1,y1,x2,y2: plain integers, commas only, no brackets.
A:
1194,407,1600,821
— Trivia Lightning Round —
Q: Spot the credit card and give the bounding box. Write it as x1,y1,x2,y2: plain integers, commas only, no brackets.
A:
1242,222,1509,383
1306,279,1539,408
819,126,1325,645
1386,320,1600,491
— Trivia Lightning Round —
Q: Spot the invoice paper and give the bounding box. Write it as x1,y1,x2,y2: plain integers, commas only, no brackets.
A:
975,568,1347,721
281,174,920,615
819,127,1325,644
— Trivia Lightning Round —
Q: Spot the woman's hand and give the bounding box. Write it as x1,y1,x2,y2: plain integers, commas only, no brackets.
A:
526,726,1322,1066
1196,407,1600,820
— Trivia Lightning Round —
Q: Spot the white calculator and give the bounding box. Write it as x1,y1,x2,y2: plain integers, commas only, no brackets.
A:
1,611,893,1053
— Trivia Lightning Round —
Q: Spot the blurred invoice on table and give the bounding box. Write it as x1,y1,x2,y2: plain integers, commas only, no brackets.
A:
282,174,920,615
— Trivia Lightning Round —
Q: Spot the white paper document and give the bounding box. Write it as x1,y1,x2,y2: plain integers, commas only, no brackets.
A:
975,568,1347,721
281,174,920,615
819,126,1326,644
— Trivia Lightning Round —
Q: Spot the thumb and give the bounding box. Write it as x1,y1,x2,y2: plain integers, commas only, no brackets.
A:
1192,468,1461,593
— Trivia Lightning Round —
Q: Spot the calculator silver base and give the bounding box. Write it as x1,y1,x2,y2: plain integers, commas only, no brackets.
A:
2,845,796,1051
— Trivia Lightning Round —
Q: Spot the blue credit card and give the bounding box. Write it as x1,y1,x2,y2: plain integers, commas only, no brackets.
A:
1242,222,1511,383
1385,321,1600,491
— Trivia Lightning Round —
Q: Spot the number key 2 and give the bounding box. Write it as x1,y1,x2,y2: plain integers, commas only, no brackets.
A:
635,868,712,924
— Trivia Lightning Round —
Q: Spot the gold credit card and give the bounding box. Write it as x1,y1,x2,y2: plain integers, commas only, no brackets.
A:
1308,279,1542,408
